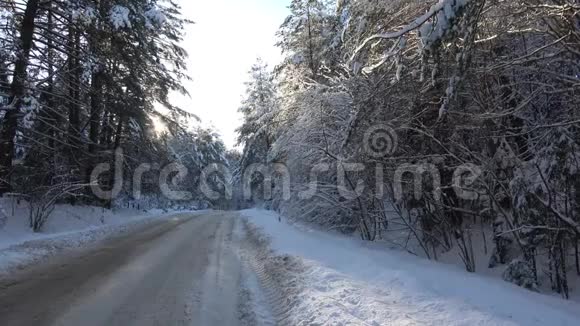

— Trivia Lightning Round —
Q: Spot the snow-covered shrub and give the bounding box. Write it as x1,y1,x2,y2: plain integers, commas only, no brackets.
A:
488,240,511,268
489,219,515,268
503,259,538,291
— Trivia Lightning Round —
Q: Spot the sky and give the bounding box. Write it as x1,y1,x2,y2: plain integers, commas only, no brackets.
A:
172,0,291,149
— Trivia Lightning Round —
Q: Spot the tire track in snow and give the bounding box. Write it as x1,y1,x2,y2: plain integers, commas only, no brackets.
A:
239,219,309,326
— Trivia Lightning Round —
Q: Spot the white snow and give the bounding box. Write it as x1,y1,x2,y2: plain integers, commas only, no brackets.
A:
0,198,199,274
71,7,97,25
241,209,580,326
1,200,159,250
144,7,167,29
110,5,132,30
238,265,276,326
234,219,276,326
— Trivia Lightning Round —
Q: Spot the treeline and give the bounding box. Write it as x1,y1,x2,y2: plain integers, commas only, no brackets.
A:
0,0,229,225
236,0,580,297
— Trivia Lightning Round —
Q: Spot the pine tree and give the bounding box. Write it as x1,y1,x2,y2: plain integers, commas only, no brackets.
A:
237,59,278,168
276,0,339,85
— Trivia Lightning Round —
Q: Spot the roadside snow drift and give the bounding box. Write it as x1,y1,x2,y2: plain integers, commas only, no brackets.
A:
0,201,197,274
241,209,580,326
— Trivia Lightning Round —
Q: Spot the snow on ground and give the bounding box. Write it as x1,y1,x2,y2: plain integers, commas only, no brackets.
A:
1,201,163,250
235,218,276,326
237,264,276,326
0,198,199,275
240,208,580,326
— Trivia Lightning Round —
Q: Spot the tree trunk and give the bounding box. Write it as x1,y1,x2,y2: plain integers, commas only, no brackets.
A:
305,2,317,78
113,115,125,149
106,115,125,209
47,1,56,150
0,0,41,194
87,71,104,182
67,24,81,155
88,3,105,159
99,110,112,147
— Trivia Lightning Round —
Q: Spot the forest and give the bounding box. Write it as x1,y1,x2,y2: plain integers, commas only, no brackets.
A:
1,0,580,299
0,0,230,226
235,0,580,298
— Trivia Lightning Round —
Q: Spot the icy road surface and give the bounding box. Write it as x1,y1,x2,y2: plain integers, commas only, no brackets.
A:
0,212,272,326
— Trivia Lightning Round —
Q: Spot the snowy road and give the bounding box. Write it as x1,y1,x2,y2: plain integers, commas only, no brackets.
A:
3,209,580,326
0,212,263,326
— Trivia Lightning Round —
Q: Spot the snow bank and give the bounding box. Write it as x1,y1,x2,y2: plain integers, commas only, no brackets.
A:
241,209,580,325
0,199,172,250
0,199,199,275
